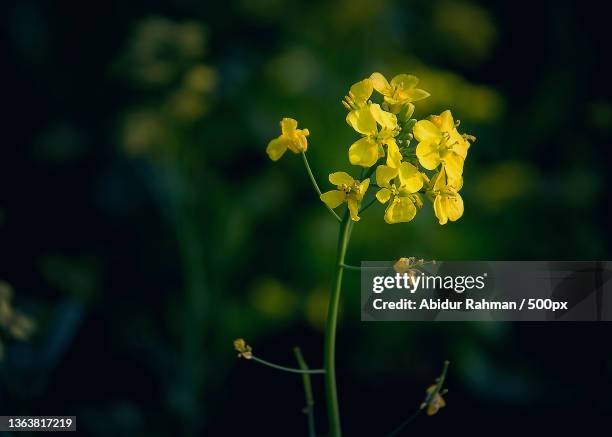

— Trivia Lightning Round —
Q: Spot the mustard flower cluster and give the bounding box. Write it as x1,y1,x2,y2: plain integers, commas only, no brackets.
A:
266,72,476,225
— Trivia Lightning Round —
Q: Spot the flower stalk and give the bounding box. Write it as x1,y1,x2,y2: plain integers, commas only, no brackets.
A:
324,209,354,436
294,347,317,437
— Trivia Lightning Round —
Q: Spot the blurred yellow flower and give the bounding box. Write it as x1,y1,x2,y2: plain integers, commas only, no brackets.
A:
375,162,425,224
414,110,473,185
266,118,310,161
425,384,447,416
370,72,430,114
428,168,464,225
233,338,253,359
320,172,370,221
347,104,400,168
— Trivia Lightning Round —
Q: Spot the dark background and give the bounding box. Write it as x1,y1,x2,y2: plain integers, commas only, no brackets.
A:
1,0,611,435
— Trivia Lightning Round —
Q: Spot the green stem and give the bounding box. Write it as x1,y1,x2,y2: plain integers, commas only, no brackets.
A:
324,210,354,437
359,196,378,214
386,408,423,437
301,152,341,222
251,356,325,374
294,347,316,437
339,263,361,271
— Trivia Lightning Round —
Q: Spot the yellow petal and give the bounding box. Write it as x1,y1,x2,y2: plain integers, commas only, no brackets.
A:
266,136,289,161
370,104,397,130
346,107,377,135
320,190,346,209
437,110,455,132
440,150,464,185
384,197,417,224
349,137,379,167
347,198,360,221
406,88,430,102
370,72,392,96
358,179,370,200
376,188,392,204
329,172,354,186
398,162,424,193
386,138,402,169
416,140,441,170
349,79,373,105
390,74,419,90
375,164,398,188
445,193,464,222
281,118,298,135
413,120,441,143
433,195,448,225
451,136,469,159
287,129,309,153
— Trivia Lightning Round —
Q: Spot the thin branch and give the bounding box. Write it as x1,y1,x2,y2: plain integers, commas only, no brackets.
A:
251,356,325,375
386,408,423,437
301,152,341,222
294,347,316,437
359,196,378,214
385,361,450,437
339,263,361,271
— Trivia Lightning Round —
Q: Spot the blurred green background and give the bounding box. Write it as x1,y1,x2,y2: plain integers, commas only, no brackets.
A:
1,0,611,435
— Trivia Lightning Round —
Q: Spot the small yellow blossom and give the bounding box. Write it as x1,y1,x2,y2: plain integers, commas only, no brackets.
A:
370,72,430,114
266,118,310,161
414,110,474,185
428,168,464,225
342,78,373,111
320,172,370,221
233,338,253,359
347,104,401,168
424,385,447,416
375,162,425,224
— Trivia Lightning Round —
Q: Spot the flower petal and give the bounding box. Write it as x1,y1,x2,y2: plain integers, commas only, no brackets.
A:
406,88,430,102
349,79,373,105
375,164,398,188
437,110,455,132
433,195,448,225
370,72,392,96
386,138,402,169
358,179,370,200
349,137,379,167
384,197,417,224
347,198,361,221
398,162,424,193
370,104,397,130
266,136,289,161
329,172,354,186
413,120,441,143
320,190,346,209
281,118,298,135
346,107,377,135
390,74,419,90
440,150,464,185
376,188,392,204
416,140,442,170
445,193,464,222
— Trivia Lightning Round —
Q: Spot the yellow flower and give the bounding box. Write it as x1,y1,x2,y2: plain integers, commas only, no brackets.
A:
347,104,401,168
424,385,447,416
266,118,310,161
414,110,474,184
428,168,464,225
233,338,253,359
370,72,430,114
375,162,425,224
320,172,370,221
342,78,373,111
